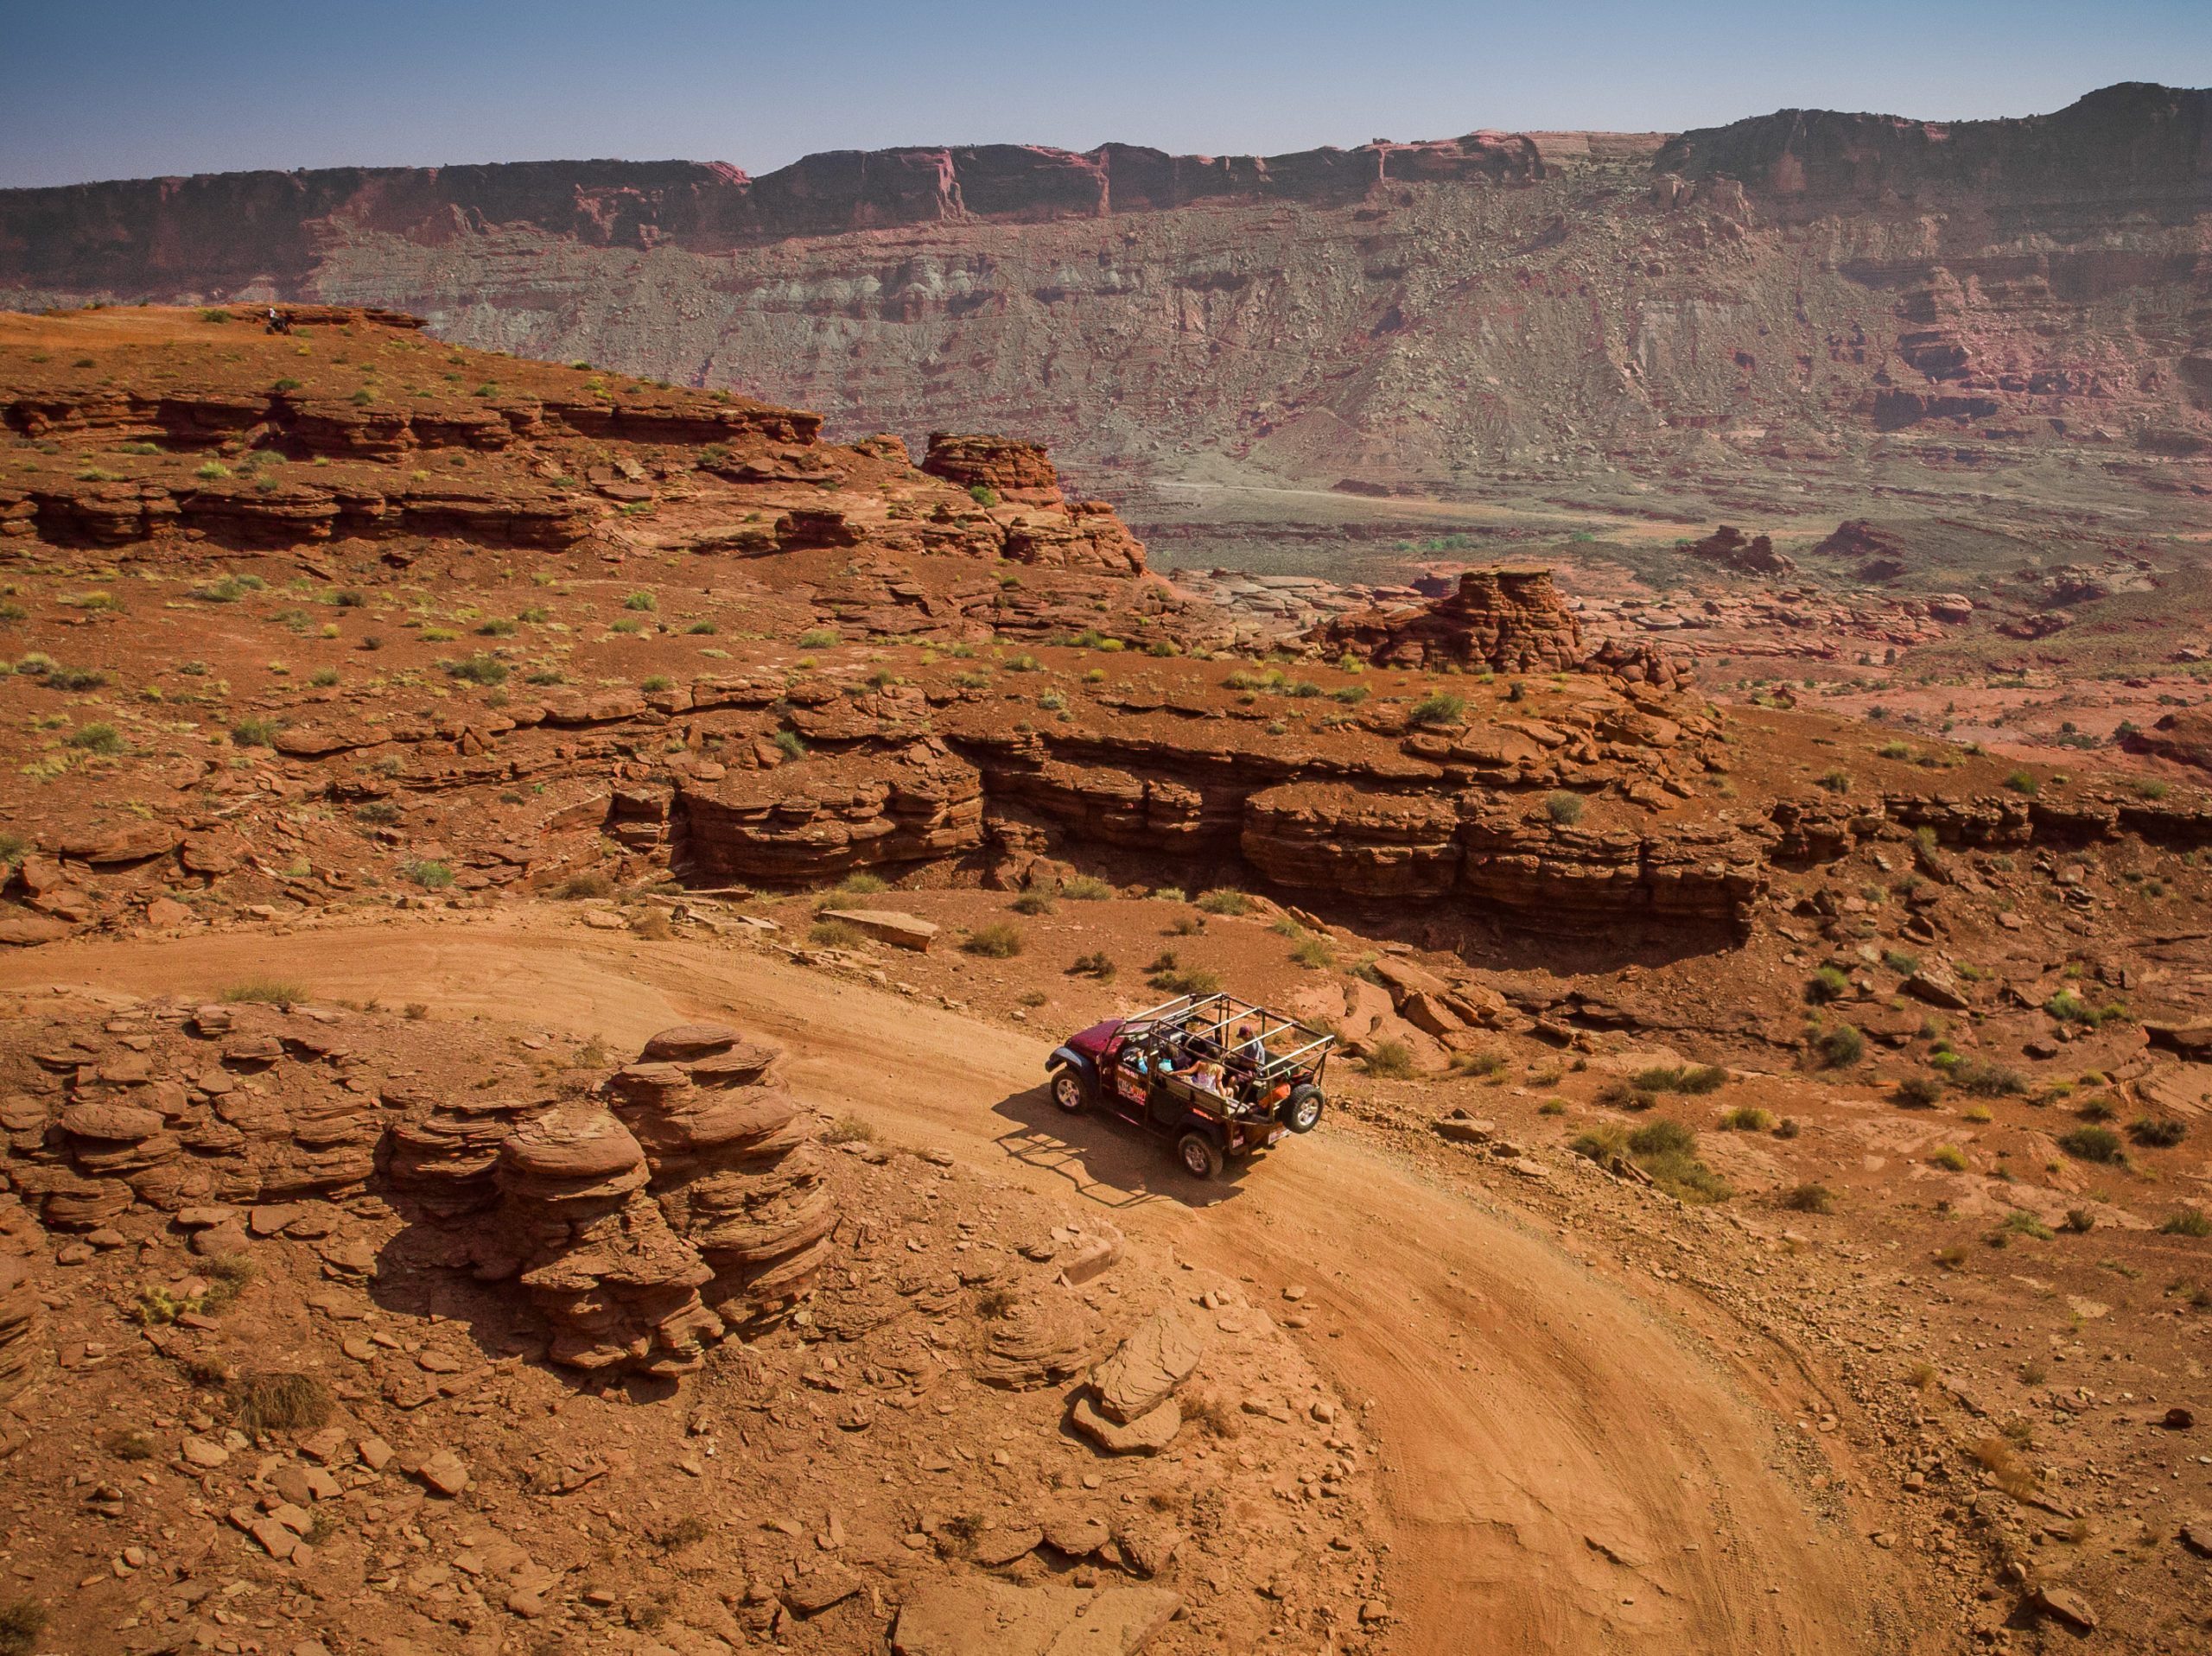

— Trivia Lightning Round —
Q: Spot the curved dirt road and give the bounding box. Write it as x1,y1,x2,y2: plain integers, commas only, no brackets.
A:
1,919,1908,1653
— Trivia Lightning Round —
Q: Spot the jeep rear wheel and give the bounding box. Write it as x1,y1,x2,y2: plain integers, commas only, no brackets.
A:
1177,1132,1223,1181
1284,1084,1324,1134
1052,1069,1090,1114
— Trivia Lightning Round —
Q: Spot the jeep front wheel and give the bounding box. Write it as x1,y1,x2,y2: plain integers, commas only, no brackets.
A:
1284,1084,1324,1134
1177,1132,1223,1181
1052,1069,1090,1114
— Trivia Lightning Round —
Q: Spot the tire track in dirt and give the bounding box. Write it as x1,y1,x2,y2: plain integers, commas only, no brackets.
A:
1,922,1904,1653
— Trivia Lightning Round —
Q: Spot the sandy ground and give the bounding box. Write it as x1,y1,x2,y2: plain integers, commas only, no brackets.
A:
0,915,1910,1654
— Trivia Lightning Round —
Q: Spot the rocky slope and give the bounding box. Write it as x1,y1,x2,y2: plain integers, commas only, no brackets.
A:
2,86,2205,515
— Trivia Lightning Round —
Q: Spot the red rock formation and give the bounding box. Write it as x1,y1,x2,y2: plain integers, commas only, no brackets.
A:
1682,525,1796,576
678,743,987,885
2122,711,2212,772
1318,568,1584,672
923,433,1060,499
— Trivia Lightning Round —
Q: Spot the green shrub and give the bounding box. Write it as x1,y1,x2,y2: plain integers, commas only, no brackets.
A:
1061,875,1112,900
405,860,454,891
1544,791,1584,825
1781,1183,1835,1214
230,716,278,747
1067,951,1116,982
1364,1040,1415,1079
1818,1023,1866,1068
1953,1059,2027,1097
1805,967,1850,1005
1896,1075,1946,1107
554,872,612,899
969,484,1000,508
640,675,672,692
1721,1107,1774,1132
2005,770,2038,796
1929,1145,1968,1171
2132,1117,2189,1148
2161,1209,2212,1238
1290,936,1336,969
1011,891,1055,916
1882,949,1921,976
1998,1210,2056,1241
687,619,718,635
772,730,805,760
221,979,307,1005
796,628,837,649
624,591,657,612
833,872,887,897
2057,1126,2121,1163
194,460,232,480
477,617,518,636
309,666,340,687
1408,693,1465,728
1332,684,1370,705
1196,888,1253,916
1817,769,1853,794
44,663,108,691
1147,954,1223,996
964,922,1023,959
235,1371,334,1434
445,654,509,686
1625,1120,1732,1202
66,722,124,753
1150,886,1187,904
809,919,866,949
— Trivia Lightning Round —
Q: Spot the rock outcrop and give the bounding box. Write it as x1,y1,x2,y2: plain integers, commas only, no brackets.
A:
5,87,2203,503
1317,568,1585,672
1683,525,1796,576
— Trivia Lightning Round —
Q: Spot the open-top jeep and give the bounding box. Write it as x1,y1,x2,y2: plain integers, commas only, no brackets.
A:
1046,993,1336,1179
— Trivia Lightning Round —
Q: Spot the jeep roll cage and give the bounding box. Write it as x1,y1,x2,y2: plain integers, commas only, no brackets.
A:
1118,991,1335,1090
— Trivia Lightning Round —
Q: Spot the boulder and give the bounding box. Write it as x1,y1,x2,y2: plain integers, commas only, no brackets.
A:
817,908,938,952
1071,1393,1181,1456
1090,1313,1203,1424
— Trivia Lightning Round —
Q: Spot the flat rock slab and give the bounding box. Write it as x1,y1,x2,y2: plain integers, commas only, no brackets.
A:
820,908,938,951
1071,1393,1181,1456
894,1581,1180,1656
1091,1313,1202,1424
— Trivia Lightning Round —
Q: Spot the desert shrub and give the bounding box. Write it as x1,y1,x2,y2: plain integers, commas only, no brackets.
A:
44,663,109,691
1572,1123,1630,1163
1774,1116,1800,1139
404,860,454,891
1997,1210,2056,1241
1153,961,1224,995
2162,1209,2212,1238
1780,1183,1835,1214
1067,952,1116,982
1290,936,1336,969
964,922,1023,959
1626,1120,1732,1203
772,730,805,759
1929,1145,1969,1171
555,872,612,899
236,1371,334,1434
0,1597,48,1655
309,666,340,687
2132,1117,2188,1148
1544,791,1584,826
1952,1060,2027,1097
66,721,124,753
1061,874,1112,900
1881,949,1921,975
1408,693,1465,728
1935,1246,1968,1270
1196,887,1253,916
822,1114,877,1145
1149,886,1188,904
1364,1041,1415,1080
1632,1063,1728,1094
2004,770,2039,796
1539,1097,1567,1115
1805,967,1850,1005
2063,1209,2096,1234
1817,1023,1866,1068
1593,1080,1658,1111
478,617,517,637
2076,1095,2118,1121
93,1424,156,1464
445,654,508,686
1011,891,1055,916
2057,1126,2121,1164
1721,1107,1774,1132
969,484,1000,508
1332,683,1370,705
228,715,279,746
1896,1075,1946,1107
221,980,306,1006
1971,1437,2039,1501
1817,769,1853,794
640,674,672,692
629,909,672,941
624,591,657,612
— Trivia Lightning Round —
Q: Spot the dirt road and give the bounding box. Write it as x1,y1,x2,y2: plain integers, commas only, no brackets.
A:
1,917,1909,1653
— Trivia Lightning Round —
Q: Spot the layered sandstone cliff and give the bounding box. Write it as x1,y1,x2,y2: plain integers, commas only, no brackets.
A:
3,86,2204,493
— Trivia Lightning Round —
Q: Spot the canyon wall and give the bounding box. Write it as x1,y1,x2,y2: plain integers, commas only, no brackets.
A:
2,86,2206,489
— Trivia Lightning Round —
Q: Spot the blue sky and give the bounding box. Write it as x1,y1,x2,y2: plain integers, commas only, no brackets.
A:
3,0,2208,188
